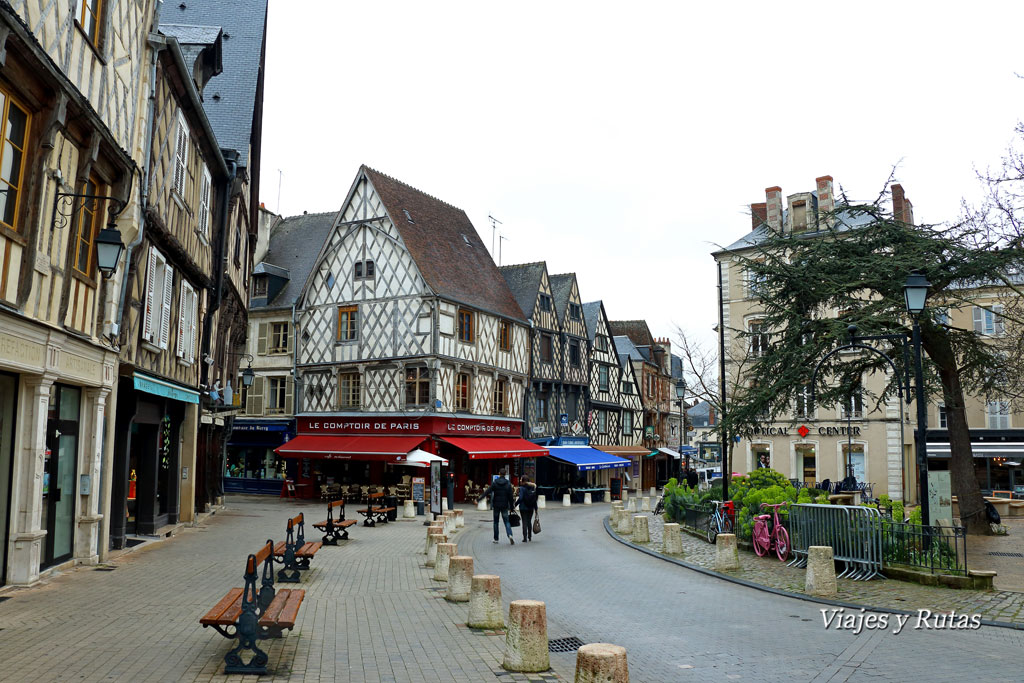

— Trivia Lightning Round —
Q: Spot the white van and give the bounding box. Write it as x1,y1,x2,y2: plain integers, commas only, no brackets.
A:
697,466,721,490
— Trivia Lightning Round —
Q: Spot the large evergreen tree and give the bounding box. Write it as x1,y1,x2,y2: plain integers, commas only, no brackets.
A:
724,178,1024,535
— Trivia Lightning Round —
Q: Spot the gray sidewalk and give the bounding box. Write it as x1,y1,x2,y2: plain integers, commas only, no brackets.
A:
0,496,571,682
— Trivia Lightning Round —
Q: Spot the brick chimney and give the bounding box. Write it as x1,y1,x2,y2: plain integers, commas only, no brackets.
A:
765,187,783,232
891,184,914,225
815,176,834,216
751,202,768,230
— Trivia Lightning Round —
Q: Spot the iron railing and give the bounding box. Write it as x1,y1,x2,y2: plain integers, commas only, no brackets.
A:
675,502,711,531
874,519,968,576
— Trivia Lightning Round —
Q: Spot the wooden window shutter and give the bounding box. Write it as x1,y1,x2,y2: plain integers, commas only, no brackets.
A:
174,113,189,195
189,286,198,362
142,245,158,343
176,284,187,357
247,375,264,415
159,265,174,349
199,166,211,236
285,322,293,354
257,322,268,354
284,376,294,415
973,306,983,333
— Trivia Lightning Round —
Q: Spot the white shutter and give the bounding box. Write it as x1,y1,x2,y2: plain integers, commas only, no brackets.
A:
198,166,211,237
994,305,1005,336
176,284,187,357
973,306,983,333
160,265,174,349
174,113,189,195
142,245,158,343
188,285,198,362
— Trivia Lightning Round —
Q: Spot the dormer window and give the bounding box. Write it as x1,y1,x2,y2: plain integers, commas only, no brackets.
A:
569,303,581,321
792,200,808,233
253,275,267,297
539,294,552,312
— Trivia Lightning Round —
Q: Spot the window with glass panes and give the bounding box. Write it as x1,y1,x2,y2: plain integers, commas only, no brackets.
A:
269,322,290,353
622,411,632,435
540,333,553,363
339,372,361,408
268,377,287,414
539,294,552,312
749,320,769,357
77,0,103,46
569,340,580,367
841,381,863,419
597,410,607,434
456,373,471,411
72,176,104,276
973,305,1005,336
987,399,1010,429
569,303,581,320
405,367,429,406
599,366,609,392
337,305,357,341
536,391,549,422
493,378,507,415
458,309,474,342
595,334,607,352
566,391,578,421
938,404,947,429
0,89,29,233
498,321,512,351
795,384,814,418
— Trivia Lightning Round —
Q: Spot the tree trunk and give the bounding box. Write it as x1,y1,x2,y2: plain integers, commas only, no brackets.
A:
923,330,990,534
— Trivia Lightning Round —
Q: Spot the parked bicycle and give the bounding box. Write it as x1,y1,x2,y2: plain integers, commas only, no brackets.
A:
654,496,664,516
706,500,733,543
752,502,790,561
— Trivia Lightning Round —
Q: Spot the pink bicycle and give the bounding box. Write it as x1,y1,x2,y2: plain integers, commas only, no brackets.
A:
752,502,790,561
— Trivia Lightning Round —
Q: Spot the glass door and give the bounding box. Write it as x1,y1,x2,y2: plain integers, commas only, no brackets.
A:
43,385,79,567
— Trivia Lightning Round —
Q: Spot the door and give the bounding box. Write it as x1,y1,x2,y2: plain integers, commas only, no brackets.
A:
796,445,816,486
0,373,16,585
42,385,80,568
844,444,865,482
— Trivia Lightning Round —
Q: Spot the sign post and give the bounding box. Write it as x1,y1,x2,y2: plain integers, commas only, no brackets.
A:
430,461,442,522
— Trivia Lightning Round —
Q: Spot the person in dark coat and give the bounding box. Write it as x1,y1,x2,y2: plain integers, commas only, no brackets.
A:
516,475,539,542
479,468,515,544
686,467,699,489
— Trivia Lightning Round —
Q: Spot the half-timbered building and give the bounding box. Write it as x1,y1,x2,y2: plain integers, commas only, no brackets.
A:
110,25,228,546
582,301,621,445
277,167,541,500
550,273,588,432
0,0,153,586
612,332,666,491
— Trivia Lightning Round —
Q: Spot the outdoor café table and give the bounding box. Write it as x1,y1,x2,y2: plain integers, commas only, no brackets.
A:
571,487,606,503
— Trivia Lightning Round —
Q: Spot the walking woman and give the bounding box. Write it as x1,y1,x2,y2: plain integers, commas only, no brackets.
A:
516,475,539,542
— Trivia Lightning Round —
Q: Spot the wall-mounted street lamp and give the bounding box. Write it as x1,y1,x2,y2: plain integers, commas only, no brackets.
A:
52,189,127,278
224,352,256,387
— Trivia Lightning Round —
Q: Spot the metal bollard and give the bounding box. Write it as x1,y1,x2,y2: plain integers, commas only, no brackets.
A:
446,556,473,602
433,542,457,581
575,643,629,683
503,600,550,672
467,574,504,628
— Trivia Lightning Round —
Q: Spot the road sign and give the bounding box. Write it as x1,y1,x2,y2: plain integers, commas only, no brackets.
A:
560,413,569,427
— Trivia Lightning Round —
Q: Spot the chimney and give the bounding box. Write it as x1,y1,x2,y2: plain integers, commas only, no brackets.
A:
815,176,834,216
751,202,768,230
891,184,914,225
765,187,783,232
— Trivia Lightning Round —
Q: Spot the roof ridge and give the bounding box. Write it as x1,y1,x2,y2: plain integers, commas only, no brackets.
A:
281,210,336,221
499,261,546,270
550,272,577,278
362,165,464,213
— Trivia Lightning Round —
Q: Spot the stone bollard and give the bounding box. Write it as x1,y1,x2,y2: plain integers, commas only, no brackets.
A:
403,500,417,518
663,523,683,555
445,556,473,602
609,508,621,529
805,546,838,597
538,495,546,509
649,487,656,497
477,497,489,511
442,497,449,512
433,542,457,581
714,533,740,571
562,493,572,507
444,512,455,535
621,488,628,504
584,492,593,505
455,509,465,528
426,533,446,567
625,499,636,513
424,525,443,554
503,600,550,673
616,510,634,534
574,643,629,683
641,497,650,512
632,515,650,543
467,575,505,628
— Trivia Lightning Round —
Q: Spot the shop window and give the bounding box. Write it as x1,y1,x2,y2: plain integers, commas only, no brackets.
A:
72,176,104,276
498,320,512,351
405,367,429,407
493,378,507,415
458,309,474,343
540,333,552,363
142,245,173,349
456,373,471,411
337,305,358,342
0,90,28,233
339,372,361,409
269,321,290,354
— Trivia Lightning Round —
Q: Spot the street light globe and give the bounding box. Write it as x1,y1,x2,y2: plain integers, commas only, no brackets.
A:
241,366,255,388
903,270,931,316
94,225,125,278
675,378,686,399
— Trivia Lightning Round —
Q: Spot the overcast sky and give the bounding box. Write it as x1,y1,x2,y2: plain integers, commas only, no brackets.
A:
260,1,1024,351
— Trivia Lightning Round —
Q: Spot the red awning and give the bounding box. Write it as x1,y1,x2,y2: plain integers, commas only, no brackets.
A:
275,435,427,461
438,436,548,460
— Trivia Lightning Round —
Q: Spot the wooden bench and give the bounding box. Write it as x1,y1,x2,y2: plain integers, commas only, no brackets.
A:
273,513,322,583
356,492,396,527
312,499,358,544
200,540,305,675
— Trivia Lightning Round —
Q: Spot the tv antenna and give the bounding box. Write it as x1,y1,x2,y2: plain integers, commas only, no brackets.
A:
499,234,509,266
488,214,503,256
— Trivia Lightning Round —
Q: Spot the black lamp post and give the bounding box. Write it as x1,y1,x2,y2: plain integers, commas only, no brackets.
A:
903,270,932,526
94,224,125,278
675,379,688,480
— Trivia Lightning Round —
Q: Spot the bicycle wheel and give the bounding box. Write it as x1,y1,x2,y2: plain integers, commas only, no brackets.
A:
752,520,769,556
722,512,734,534
706,513,718,544
775,525,791,562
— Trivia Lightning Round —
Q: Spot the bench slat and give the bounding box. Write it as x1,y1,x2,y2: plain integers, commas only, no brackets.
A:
338,520,357,528
295,542,322,557
259,589,305,629
200,588,243,626
273,541,288,556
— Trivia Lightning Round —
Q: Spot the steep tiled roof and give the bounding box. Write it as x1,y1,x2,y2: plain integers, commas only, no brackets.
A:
582,301,602,343
614,335,645,362
549,273,575,320
164,0,267,168
499,262,546,321
257,211,337,308
364,167,526,322
609,320,654,348
671,354,683,380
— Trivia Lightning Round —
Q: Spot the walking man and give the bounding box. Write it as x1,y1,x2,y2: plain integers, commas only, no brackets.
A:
479,469,515,544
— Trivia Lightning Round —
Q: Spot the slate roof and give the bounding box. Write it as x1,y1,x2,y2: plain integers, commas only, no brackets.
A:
671,354,683,380
714,205,876,255
549,273,575,320
609,320,654,348
582,301,603,343
499,262,546,321
614,335,645,362
163,0,268,168
363,167,527,322
161,24,222,77
257,211,337,309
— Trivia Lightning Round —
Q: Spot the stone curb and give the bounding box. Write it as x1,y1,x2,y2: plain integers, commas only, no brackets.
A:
602,516,1024,631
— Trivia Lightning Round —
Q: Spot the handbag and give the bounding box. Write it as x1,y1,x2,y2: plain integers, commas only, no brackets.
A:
509,510,521,527
533,509,541,534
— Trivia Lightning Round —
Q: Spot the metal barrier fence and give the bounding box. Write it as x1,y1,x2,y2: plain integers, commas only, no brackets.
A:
875,519,968,576
676,503,711,532
787,504,884,580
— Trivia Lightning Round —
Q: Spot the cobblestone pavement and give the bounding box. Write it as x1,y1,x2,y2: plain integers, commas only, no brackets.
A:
0,496,572,682
965,518,1024,592
615,510,1024,626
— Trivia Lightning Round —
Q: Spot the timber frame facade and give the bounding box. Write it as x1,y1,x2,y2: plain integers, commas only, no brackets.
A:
583,300,622,445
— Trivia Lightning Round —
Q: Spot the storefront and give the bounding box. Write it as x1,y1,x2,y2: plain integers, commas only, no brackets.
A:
591,445,655,494
225,419,295,494
539,437,629,501
276,415,543,501
927,431,1024,491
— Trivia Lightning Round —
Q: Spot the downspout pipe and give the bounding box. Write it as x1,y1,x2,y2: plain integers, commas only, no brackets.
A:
200,150,238,387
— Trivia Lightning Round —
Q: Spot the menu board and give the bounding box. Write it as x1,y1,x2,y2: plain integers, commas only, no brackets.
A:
412,477,425,503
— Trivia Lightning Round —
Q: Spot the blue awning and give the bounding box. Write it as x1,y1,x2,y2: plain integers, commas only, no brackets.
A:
546,446,631,472
133,372,200,404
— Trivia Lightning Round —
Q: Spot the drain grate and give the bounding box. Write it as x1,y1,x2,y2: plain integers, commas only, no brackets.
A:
548,636,584,653
987,551,1024,558
94,566,116,571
